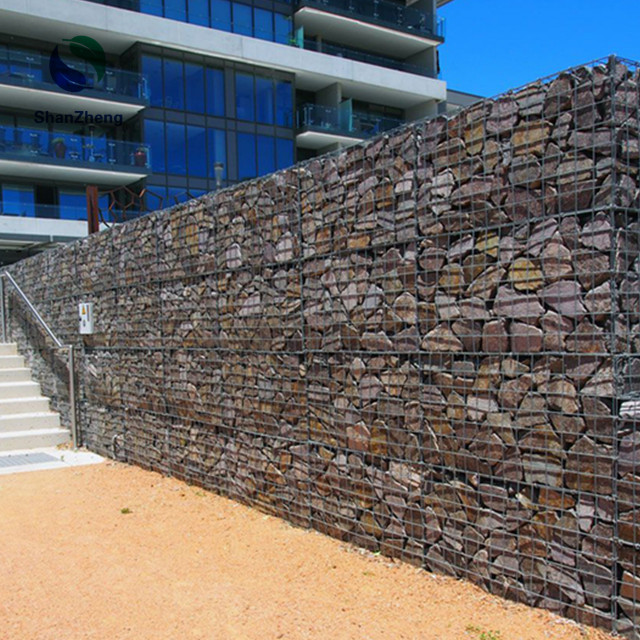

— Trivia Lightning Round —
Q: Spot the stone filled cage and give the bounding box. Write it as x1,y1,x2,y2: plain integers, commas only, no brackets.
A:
5,55,640,637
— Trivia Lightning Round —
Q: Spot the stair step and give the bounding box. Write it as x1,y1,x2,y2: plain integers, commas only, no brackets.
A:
0,428,70,451
0,368,32,383
0,397,50,415
0,355,24,369
0,381,42,399
0,412,60,433
0,343,18,356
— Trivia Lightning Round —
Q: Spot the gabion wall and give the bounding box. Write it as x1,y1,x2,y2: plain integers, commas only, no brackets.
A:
7,56,640,637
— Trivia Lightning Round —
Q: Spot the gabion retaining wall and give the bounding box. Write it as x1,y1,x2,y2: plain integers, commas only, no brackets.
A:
7,55,640,637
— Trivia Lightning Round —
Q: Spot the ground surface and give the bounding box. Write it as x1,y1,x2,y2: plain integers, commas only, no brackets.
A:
0,460,615,640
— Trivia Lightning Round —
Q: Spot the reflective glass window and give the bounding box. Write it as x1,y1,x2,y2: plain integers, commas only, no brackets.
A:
257,135,275,176
235,73,254,121
276,138,294,169
1,184,35,216
166,122,186,174
255,77,274,124
144,119,166,173
58,190,86,220
210,0,231,31
232,2,252,36
187,125,207,177
206,68,225,116
185,63,205,113
163,59,184,110
142,55,163,107
237,132,256,179
207,129,227,179
165,0,187,21
276,80,293,127
189,0,209,26
140,0,163,16
274,13,292,44
254,8,273,41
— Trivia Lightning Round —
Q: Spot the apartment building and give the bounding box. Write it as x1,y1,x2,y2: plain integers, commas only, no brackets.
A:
0,0,451,262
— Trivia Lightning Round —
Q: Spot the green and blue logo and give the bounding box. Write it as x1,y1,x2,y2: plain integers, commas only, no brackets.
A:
49,36,106,93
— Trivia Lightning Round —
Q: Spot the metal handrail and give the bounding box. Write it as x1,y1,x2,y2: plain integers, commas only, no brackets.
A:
0,272,78,450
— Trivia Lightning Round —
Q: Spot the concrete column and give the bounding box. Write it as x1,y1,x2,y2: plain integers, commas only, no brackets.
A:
405,99,438,123
316,83,342,108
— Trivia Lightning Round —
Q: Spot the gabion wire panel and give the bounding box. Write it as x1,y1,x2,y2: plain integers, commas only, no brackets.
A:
6,55,640,637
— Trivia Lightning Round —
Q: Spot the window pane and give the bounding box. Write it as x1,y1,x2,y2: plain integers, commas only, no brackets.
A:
142,55,163,107
232,2,252,36
58,191,86,221
237,132,256,179
188,0,209,26
257,135,275,176
255,77,274,124
2,184,34,216
276,138,294,170
166,123,186,174
140,0,163,16
235,73,254,121
165,0,187,21
254,8,273,41
208,128,227,179
206,68,225,116
276,80,293,127
185,63,205,113
163,59,184,110
210,0,231,31
187,125,207,177
274,13,292,44
144,119,166,173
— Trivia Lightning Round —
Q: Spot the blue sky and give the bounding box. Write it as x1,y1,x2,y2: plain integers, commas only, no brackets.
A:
439,0,640,98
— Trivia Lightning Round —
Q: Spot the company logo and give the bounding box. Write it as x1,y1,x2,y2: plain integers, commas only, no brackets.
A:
49,36,106,93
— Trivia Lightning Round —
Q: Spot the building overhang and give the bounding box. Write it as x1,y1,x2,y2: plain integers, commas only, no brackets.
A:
294,7,441,58
0,157,148,186
0,83,145,121
0,0,447,109
296,129,363,150
0,215,93,249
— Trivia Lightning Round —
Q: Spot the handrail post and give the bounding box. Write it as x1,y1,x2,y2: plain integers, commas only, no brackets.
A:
68,345,78,451
0,275,6,343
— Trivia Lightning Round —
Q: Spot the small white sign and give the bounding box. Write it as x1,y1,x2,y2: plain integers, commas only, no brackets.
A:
79,302,94,335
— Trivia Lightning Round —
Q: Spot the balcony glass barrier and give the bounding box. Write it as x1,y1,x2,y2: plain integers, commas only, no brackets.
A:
0,202,145,223
297,103,402,138
0,126,151,170
302,39,432,77
0,46,148,101
297,0,444,39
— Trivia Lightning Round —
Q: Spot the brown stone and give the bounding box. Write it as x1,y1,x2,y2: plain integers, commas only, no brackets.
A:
510,322,543,353
541,240,573,281
482,319,509,353
493,286,544,322
512,121,551,156
540,281,586,319
421,326,463,353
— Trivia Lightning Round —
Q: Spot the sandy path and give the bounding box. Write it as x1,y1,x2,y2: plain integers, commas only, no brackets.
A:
0,460,614,640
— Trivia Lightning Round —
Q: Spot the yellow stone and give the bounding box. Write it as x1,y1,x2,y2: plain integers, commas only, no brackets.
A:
509,257,544,291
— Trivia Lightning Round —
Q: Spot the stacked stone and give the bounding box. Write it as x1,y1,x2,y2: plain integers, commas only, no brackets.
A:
4,56,640,637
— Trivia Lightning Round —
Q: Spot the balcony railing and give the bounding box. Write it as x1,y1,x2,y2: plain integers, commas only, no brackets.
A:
297,0,444,40
0,126,151,170
297,103,403,138
0,47,148,102
303,39,432,77
0,202,143,223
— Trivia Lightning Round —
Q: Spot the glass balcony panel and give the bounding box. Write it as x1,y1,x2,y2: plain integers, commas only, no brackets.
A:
297,103,402,138
0,125,151,170
0,46,148,101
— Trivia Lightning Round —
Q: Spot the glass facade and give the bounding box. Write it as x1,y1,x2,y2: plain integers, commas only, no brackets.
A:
141,47,295,201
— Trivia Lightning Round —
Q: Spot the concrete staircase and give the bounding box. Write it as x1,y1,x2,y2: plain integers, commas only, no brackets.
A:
0,343,69,451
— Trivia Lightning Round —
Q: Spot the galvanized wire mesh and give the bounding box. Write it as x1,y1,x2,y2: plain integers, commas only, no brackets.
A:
6,54,640,637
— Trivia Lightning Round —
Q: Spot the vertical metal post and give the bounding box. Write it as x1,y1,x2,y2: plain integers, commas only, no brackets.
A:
68,345,78,451
0,275,6,344
86,185,100,235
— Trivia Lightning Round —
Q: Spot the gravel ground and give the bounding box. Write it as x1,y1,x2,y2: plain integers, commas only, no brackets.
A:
0,460,615,640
